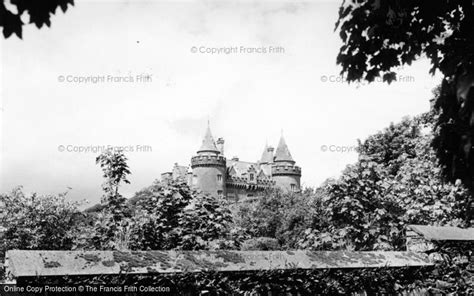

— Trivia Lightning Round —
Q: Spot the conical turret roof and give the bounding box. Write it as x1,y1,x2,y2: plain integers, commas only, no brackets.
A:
260,144,274,164
198,125,219,153
274,136,295,163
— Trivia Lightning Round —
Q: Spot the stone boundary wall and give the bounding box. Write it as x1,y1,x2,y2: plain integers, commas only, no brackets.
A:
4,250,433,279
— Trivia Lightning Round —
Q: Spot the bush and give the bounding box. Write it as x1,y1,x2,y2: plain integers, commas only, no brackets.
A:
241,237,280,251
234,188,326,249
299,115,471,251
125,180,236,251
0,187,82,279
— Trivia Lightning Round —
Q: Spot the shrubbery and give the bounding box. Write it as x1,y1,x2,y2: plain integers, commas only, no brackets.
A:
240,237,280,251
234,187,326,250
0,187,82,280
126,180,236,251
298,116,471,251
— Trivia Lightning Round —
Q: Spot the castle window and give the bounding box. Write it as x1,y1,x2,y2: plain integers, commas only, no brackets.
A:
217,174,222,181
217,190,223,197
249,173,254,181
193,175,198,185
290,184,296,191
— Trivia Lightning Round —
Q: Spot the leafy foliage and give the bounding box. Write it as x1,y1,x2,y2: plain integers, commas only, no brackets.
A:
309,158,405,251
89,149,132,250
0,187,81,279
335,0,468,83
240,237,280,251
336,0,474,222
234,188,326,250
96,149,131,216
127,180,235,251
300,115,470,250
0,187,81,251
0,0,74,39
433,78,474,224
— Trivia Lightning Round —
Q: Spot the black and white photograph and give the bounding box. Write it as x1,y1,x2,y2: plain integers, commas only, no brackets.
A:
0,0,473,295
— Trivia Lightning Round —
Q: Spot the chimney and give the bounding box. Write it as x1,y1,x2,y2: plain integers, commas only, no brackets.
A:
216,137,225,155
267,146,274,163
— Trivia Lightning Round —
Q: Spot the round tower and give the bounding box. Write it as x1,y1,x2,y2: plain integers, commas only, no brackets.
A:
190,125,226,197
271,136,301,193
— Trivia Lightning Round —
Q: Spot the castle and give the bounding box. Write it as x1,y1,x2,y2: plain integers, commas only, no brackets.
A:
161,125,301,201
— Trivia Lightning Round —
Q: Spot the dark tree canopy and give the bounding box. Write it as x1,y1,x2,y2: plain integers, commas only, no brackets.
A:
0,0,74,39
336,0,474,222
336,0,472,83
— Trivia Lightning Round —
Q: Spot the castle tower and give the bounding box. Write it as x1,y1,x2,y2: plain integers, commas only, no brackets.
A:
190,125,227,197
271,136,301,192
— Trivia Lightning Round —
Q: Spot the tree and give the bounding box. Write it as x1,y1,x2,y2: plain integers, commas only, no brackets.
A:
234,188,327,249
357,117,421,175
306,158,405,251
336,0,474,222
1,0,74,39
90,149,132,250
127,180,235,250
96,148,131,220
392,134,468,226
127,180,194,250
299,115,470,250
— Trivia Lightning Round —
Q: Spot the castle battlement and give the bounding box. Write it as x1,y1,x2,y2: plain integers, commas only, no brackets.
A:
226,175,276,186
191,155,226,168
271,165,302,176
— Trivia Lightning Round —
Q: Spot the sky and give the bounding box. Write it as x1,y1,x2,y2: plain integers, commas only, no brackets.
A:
0,0,442,208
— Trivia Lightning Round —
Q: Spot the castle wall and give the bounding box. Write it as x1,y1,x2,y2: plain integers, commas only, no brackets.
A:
272,165,301,193
272,175,301,192
192,166,226,197
225,186,265,202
